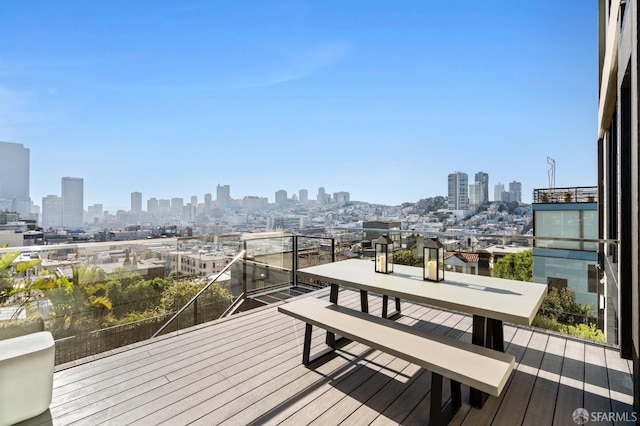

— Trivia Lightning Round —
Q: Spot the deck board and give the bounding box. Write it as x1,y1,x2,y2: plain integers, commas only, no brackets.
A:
22,288,634,426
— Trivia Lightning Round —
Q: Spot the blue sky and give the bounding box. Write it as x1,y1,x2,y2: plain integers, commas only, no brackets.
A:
1,1,597,212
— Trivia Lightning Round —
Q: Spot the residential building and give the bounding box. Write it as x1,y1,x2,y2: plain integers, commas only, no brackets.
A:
598,0,640,411
532,188,601,335
170,198,183,216
363,220,401,248
317,187,328,204
61,177,83,230
475,171,489,204
0,141,31,217
131,192,142,212
333,191,350,204
468,183,482,207
447,172,468,210
204,193,212,213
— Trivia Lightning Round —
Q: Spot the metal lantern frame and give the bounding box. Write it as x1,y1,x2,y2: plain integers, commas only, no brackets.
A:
423,237,444,282
374,234,394,274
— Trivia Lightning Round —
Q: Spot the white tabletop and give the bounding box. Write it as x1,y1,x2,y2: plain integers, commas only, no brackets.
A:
297,259,548,326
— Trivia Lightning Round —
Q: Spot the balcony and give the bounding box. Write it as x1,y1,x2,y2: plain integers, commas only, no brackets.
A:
532,187,598,204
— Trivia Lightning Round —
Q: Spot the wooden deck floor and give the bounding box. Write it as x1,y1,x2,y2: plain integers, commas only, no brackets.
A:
20,288,635,426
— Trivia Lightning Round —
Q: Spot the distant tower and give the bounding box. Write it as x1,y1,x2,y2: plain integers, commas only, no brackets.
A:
131,192,142,212
299,189,308,203
275,190,287,206
216,184,231,208
317,187,327,204
190,195,198,206
0,141,31,216
447,172,468,210
147,198,159,214
61,177,84,229
509,181,522,203
475,172,489,204
41,195,63,229
494,183,505,202
204,193,212,212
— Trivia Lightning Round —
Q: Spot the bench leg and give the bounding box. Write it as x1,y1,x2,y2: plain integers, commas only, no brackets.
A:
302,322,349,366
382,295,402,319
430,373,462,425
470,315,505,407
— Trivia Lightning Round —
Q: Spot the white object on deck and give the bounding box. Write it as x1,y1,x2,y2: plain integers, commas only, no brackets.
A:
0,331,55,426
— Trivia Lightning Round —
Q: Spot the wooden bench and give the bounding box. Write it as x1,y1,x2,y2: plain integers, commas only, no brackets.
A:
278,297,515,425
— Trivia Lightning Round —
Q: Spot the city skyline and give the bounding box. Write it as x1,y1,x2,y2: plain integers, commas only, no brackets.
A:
1,2,596,211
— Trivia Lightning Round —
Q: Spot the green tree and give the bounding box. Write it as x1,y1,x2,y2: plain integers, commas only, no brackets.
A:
534,286,593,327
104,272,169,318
46,265,112,337
491,250,533,282
392,250,423,267
160,279,233,320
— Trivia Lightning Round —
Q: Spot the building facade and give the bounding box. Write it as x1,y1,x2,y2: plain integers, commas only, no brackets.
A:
598,0,640,412
61,177,83,230
298,189,308,203
447,172,468,210
216,184,231,208
41,195,63,229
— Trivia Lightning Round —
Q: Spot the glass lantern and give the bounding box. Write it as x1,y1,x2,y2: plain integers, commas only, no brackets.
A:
374,234,394,274
423,237,444,282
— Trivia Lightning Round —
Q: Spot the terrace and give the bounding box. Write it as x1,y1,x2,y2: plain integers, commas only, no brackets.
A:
1,231,635,424
22,288,634,425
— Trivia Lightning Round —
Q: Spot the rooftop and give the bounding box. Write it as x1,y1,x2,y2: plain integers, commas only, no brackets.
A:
27,288,634,425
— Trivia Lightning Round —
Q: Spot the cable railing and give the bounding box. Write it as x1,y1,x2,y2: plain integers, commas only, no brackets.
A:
152,250,245,338
0,230,621,365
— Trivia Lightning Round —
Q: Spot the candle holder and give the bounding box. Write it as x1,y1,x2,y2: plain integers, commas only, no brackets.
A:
374,234,394,274
423,237,444,282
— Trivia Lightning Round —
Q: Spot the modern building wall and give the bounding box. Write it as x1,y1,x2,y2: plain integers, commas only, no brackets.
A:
275,190,287,206
61,177,84,230
597,0,640,410
0,141,31,217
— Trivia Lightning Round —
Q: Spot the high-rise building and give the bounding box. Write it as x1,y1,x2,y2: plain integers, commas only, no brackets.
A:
41,195,63,229
190,195,197,206
508,181,522,203
216,184,231,208
469,183,482,206
61,177,83,229
447,172,468,210
494,183,505,202
275,190,287,206
0,141,31,216
474,172,489,204
131,192,142,212
204,193,212,212
333,191,350,204
147,198,159,214
171,198,184,216
317,187,328,204
299,189,308,203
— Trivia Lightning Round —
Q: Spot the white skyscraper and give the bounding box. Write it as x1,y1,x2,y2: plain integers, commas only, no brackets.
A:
0,141,31,216
447,172,469,210
494,183,505,202
62,177,84,229
474,171,489,204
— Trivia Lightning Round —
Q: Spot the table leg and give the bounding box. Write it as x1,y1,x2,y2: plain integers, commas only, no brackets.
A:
360,290,369,313
326,284,340,346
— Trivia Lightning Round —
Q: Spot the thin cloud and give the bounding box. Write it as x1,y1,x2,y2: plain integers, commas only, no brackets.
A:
229,41,352,89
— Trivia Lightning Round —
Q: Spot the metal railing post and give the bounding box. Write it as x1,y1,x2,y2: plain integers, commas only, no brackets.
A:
292,235,298,286
331,238,336,262
242,241,248,300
